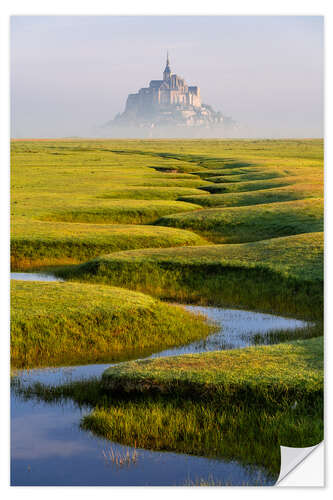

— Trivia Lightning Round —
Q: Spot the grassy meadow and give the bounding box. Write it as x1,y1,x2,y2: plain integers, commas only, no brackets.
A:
156,198,323,243
14,337,323,477
58,232,323,319
102,337,323,405
11,138,323,272
178,183,323,208
11,220,207,270
11,138,324,479
96,337,323,474
11,280,215,368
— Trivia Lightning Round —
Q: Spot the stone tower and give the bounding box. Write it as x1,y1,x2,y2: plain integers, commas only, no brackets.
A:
163,52,171,81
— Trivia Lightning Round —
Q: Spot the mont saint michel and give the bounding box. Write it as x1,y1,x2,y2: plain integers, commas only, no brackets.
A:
110,53,235,133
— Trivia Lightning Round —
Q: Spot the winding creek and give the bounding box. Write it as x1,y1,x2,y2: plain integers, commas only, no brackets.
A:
11,272,310,486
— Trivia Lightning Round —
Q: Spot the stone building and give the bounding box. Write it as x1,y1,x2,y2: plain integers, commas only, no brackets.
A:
125,53,201,114
112,53,234,129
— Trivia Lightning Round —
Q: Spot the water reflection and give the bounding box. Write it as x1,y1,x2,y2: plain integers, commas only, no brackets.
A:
151,306,309,357
13,305,309,388
11,272,63,282
11,272,305,486
11,393,273,486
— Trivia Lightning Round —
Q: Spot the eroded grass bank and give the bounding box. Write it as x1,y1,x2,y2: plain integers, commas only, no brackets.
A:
11,221,207,271
102,337,323,404
83,394,321,478
155,198,323,243
57,233,323,320
178,183,323,208
13,337,323,478
90,336,323,476
11,281,215,369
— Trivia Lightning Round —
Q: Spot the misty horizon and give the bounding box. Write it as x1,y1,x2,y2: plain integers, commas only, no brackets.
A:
11,16,323,139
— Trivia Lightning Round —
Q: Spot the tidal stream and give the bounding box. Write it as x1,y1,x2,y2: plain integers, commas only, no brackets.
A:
11,272,309,486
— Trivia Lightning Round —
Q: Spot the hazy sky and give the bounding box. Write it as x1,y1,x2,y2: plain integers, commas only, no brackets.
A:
11,16,323,138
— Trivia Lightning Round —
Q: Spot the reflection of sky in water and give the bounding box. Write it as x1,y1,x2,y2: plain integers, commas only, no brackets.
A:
13,306,308,387
11,272,64,282
11,273,309,385
14,363,111,387
11,273,302,485
11,394,274,486
151,306,309,358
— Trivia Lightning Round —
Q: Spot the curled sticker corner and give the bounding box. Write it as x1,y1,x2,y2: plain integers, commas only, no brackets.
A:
276,441,324,486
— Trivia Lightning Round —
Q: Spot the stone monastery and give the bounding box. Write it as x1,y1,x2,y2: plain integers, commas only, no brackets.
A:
114,53,232,128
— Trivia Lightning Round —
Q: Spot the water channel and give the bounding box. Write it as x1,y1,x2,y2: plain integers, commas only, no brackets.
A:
11,272,310,486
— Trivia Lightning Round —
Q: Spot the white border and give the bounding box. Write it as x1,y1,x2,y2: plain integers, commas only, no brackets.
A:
1,1,331,498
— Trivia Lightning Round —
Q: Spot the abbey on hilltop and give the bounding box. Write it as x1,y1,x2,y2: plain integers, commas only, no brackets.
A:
112,53,234,129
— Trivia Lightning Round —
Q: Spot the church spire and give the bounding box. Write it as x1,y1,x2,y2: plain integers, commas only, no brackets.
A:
163,51,171,80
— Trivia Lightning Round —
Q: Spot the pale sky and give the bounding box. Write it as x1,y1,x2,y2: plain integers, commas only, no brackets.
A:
10,16,323,138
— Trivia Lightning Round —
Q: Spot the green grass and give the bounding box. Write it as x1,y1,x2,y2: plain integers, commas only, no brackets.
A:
199,175,322,194
15,378,320,480
102,337,323,404
178,183,323,208
11,138,324,479
11,139,323,318
15,336,322,478
11,220,207,270
99,186,203,200
206,171,288,183
11,140,215,270
156,198,323,243
11,139,323,267
96,337,323,475
188,168,265,177
11,280,215,368
40,199,201,225
58,233,323,319
140,178,209,187
101,138,323,166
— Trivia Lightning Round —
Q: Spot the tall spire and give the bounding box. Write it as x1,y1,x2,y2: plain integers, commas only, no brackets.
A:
163,51,171,80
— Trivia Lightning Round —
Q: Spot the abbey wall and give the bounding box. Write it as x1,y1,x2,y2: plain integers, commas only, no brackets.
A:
113,53,233,129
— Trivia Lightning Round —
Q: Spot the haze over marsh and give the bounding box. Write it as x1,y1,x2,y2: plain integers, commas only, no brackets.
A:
11,16,323,138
